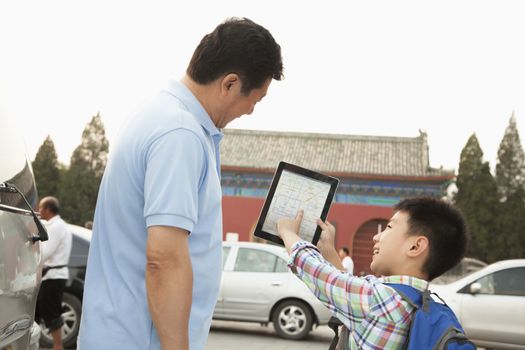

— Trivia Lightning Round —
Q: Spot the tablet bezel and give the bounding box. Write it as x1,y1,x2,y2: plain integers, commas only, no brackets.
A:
254,161,339,246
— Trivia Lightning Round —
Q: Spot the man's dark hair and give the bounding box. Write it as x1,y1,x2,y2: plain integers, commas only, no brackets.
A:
41,196,60,214
187,17,283,94
340,247,350,255
394,197,468,281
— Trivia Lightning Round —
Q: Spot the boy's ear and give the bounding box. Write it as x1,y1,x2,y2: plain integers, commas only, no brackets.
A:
407,235,429,258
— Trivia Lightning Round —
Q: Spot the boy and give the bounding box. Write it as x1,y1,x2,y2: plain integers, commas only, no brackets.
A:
277,197,468,350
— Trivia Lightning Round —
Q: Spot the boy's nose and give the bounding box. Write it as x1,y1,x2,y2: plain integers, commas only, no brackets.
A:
373,232,380,243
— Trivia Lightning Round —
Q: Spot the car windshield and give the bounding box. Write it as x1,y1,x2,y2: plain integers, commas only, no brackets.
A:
432,257,488,284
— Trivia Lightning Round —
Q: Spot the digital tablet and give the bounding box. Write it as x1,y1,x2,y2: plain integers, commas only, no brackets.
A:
254,161,339,246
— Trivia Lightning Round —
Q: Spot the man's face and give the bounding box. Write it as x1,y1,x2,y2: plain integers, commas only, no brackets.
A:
370,211,413,276
38,202,50,221
219,78,272,128
338,249,346,259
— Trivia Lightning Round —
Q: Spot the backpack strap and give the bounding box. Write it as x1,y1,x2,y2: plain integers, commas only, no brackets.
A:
386,283,432,313
328,316,343,350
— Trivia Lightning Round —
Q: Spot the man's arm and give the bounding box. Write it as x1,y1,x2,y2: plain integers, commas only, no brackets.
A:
146,226,193,350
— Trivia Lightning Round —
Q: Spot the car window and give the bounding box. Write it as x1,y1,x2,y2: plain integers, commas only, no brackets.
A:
275,257,289,273
234,248,277,273
222,246,231,269
0,118,38,211
474,267,525,297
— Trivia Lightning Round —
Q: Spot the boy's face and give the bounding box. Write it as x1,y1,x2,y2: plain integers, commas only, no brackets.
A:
370,210,413,276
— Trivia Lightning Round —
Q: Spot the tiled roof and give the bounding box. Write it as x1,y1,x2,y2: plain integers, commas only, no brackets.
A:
220,129,454,178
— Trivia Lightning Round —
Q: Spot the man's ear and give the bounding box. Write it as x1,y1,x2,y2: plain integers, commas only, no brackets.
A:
220,73,240,96
407,235,429,258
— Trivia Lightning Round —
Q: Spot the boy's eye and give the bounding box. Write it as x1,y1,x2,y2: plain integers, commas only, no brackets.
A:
387,224,392,229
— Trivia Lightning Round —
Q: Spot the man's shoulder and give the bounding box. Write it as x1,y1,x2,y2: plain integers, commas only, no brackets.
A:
55,216,72,235
137,94,208,143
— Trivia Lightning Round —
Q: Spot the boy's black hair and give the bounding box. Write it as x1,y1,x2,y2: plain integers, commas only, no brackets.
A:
340,247,350,255
187,17,284,94
394,197,468,281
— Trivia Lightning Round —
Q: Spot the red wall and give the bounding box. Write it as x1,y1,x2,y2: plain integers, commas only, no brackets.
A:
222,196,393,250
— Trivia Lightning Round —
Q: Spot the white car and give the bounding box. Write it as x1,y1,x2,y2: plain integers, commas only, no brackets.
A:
430,259,525,350
214,241,333,340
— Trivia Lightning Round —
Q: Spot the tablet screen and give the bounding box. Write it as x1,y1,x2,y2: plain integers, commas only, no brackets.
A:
262,170,332,242
254,162,339,245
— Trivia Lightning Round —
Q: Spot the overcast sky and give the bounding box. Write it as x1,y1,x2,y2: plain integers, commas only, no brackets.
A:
1,0,524,172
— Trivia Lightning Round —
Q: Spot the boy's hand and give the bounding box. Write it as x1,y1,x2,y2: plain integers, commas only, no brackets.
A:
316,218,345,270
316,218,336,251
277,210,304,253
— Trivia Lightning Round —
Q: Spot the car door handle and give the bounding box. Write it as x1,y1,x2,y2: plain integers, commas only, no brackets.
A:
271,281,283,286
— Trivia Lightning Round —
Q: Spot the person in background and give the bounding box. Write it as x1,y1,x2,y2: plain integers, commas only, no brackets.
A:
78,17,283,350
338,246,354,274
36,196,72,350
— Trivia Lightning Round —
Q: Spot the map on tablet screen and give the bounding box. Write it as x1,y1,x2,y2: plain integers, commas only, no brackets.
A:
254,162,339,245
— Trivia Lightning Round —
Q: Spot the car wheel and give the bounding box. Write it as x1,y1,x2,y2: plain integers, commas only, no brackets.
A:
39,292,82,348
272,300,313,340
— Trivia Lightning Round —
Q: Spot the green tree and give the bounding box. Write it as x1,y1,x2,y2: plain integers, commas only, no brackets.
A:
494,113,525,259
60,113,109,225
32,135,61,198
454,134,500,262
496,113,525,200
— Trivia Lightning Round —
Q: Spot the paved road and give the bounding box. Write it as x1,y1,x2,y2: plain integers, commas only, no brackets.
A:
42,322,488,350
43,320,334,350
206,320,333,350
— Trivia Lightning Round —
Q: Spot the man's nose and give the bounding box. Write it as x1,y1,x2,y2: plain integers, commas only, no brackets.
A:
373,232,380,243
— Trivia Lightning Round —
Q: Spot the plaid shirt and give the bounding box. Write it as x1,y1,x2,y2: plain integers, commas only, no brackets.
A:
288,241,429,350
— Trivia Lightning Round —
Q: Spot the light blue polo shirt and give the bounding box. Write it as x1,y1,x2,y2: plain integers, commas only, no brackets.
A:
78,81,223,350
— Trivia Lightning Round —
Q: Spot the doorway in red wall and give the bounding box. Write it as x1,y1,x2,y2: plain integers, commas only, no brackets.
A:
352,219,388,276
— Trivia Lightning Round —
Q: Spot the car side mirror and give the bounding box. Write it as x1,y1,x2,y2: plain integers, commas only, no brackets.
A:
0,182,49,242
469,282,482,295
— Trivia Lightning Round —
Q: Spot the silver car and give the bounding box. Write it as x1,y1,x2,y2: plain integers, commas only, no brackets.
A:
214,241,332,340
1,116,46,350
430,259,525,350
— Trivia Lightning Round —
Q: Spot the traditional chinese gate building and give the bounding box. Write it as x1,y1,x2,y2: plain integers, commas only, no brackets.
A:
220,129,454,275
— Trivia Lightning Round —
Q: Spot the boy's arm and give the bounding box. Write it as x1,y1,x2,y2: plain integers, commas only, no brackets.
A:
315,218,345,271
278,211,373,326
278,211,344,270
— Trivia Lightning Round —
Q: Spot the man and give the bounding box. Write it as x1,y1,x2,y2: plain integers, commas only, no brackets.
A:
36,196,72,350
78,18,283,350
338,247,354,274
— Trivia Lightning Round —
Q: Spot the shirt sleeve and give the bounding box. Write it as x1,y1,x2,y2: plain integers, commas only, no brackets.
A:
143,128,206,233
288,241,374,330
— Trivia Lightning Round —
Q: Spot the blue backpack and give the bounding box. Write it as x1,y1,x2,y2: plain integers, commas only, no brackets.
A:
387,283,477,350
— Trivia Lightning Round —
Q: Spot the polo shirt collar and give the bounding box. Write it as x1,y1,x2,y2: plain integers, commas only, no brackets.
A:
165,80,223,140
379,275,430,292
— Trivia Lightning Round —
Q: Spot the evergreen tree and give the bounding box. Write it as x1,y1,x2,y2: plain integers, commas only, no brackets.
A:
60,113,109,225
32,135,60,198
494,113,525,259
454,134,500,262
495,113,525,200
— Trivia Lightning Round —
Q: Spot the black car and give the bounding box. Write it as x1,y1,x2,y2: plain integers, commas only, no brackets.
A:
38,224,90,348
